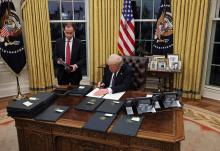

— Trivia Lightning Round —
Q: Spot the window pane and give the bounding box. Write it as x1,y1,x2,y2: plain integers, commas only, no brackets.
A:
132,0,141,19
141,22,153,40
61,1,73,20
135,40,152,56
48,1,60,20
154,0,161,19
142,0,154,19
50,23,62,40
214,21,220,42
135,22,141,40
209,65,220,86
74,2,85,20
212,44,220,64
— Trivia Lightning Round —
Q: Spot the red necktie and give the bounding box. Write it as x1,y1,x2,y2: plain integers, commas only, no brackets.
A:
66,40,71,65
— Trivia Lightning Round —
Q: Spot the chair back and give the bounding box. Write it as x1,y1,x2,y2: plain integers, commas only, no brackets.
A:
123,56,148,90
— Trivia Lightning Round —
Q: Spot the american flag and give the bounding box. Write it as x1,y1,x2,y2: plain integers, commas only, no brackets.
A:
118,0,135,56
0,25,10,37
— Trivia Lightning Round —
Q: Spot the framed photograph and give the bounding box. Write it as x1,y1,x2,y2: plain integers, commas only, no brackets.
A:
157,60,167,70
167,54,179,62
152,55,166,61
150,61,158,70
144,55,153,69
169,61,181,71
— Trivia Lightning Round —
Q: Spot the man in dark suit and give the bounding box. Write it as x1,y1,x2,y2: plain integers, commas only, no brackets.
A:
95,54,134,95
53,23,85,85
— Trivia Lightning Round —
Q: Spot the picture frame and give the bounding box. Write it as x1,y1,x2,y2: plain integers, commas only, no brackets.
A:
150,61,158,70
169,61,181,71
144,55,153,69
157,60,167,70
167,54,179,62
152,55,166,61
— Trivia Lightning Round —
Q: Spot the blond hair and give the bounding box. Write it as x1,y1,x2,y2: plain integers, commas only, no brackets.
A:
107,54,123,67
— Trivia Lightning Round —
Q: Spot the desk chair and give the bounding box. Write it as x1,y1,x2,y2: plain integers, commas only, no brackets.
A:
123,56,148,90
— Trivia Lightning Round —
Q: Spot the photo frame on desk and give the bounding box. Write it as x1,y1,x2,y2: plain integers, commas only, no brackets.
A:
144,55,153,69
169,61,181,71
167,54,178,62
150,61,158,70
157,59,167,70
152,55,166,61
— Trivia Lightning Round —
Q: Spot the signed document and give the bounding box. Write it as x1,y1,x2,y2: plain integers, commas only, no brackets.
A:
86,88,125,100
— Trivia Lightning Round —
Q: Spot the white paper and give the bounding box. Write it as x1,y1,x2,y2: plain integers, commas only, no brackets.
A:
126,107,134,115
131,117,140,122
23,101,33,107
55,108,64,113
104,113,113,117
155,101,161,109
176,100,181,107
86,88,104,98
103,91,125,100
78,86,85,89
146,94,153,98
29,97,39,101
150,107,156,113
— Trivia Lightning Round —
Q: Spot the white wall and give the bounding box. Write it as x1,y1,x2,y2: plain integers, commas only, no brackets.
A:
0,0,29,98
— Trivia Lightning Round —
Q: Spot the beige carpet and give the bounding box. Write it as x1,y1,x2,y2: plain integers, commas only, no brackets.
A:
0,105,220,151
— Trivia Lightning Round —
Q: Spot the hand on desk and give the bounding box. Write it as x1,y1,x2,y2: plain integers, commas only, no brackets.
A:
94,88,109,96
97,82,105,88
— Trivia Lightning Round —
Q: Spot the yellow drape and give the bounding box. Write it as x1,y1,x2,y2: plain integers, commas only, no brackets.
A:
172,0,209,99
89,0,123,84
22,0,55,93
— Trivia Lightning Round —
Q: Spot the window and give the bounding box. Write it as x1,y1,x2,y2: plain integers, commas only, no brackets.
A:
205,0,220,87
48,0,87,75
131,0,161,55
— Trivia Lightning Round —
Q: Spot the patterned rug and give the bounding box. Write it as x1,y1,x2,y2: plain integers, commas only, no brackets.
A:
183,104,220,134
0,105,220,151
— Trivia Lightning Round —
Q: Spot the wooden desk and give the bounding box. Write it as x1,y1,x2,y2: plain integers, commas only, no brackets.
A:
14,91,184,151
147,70,181,91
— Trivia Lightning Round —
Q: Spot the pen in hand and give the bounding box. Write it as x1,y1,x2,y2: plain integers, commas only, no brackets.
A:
98,82,105,88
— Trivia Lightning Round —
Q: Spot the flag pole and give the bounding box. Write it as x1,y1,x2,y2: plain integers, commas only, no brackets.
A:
14,76,25,100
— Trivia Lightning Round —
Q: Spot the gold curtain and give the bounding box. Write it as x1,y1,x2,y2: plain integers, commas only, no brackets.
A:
22,0,55,93
89,0,123,84
172,0,209,99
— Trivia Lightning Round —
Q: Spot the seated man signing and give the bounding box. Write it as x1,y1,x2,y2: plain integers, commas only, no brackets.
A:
95,54,134,96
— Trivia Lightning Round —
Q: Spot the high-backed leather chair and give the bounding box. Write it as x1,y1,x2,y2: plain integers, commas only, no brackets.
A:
123,56,148,90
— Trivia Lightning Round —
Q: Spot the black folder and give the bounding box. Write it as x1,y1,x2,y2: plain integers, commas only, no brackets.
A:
35,105,69,122
96,99,124,114
83,112,116,132
111,115,144,136
68,85,93,96
7,92,56,118
75,97,104,111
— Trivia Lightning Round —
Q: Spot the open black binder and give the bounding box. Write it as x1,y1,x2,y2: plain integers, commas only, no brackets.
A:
83,112,116,132
68,85,93,96
75,97,104,111
96,99,124,114
35,105,69,122
111,115,144,136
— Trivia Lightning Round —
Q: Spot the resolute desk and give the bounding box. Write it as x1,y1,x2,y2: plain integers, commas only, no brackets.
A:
14,91,184,151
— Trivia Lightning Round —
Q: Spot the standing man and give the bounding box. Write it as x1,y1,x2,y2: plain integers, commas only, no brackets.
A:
95,54,134,95
53,23,85,85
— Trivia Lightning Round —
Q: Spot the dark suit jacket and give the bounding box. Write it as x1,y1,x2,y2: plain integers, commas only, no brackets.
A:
53,37,86,84
102,64,134,93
